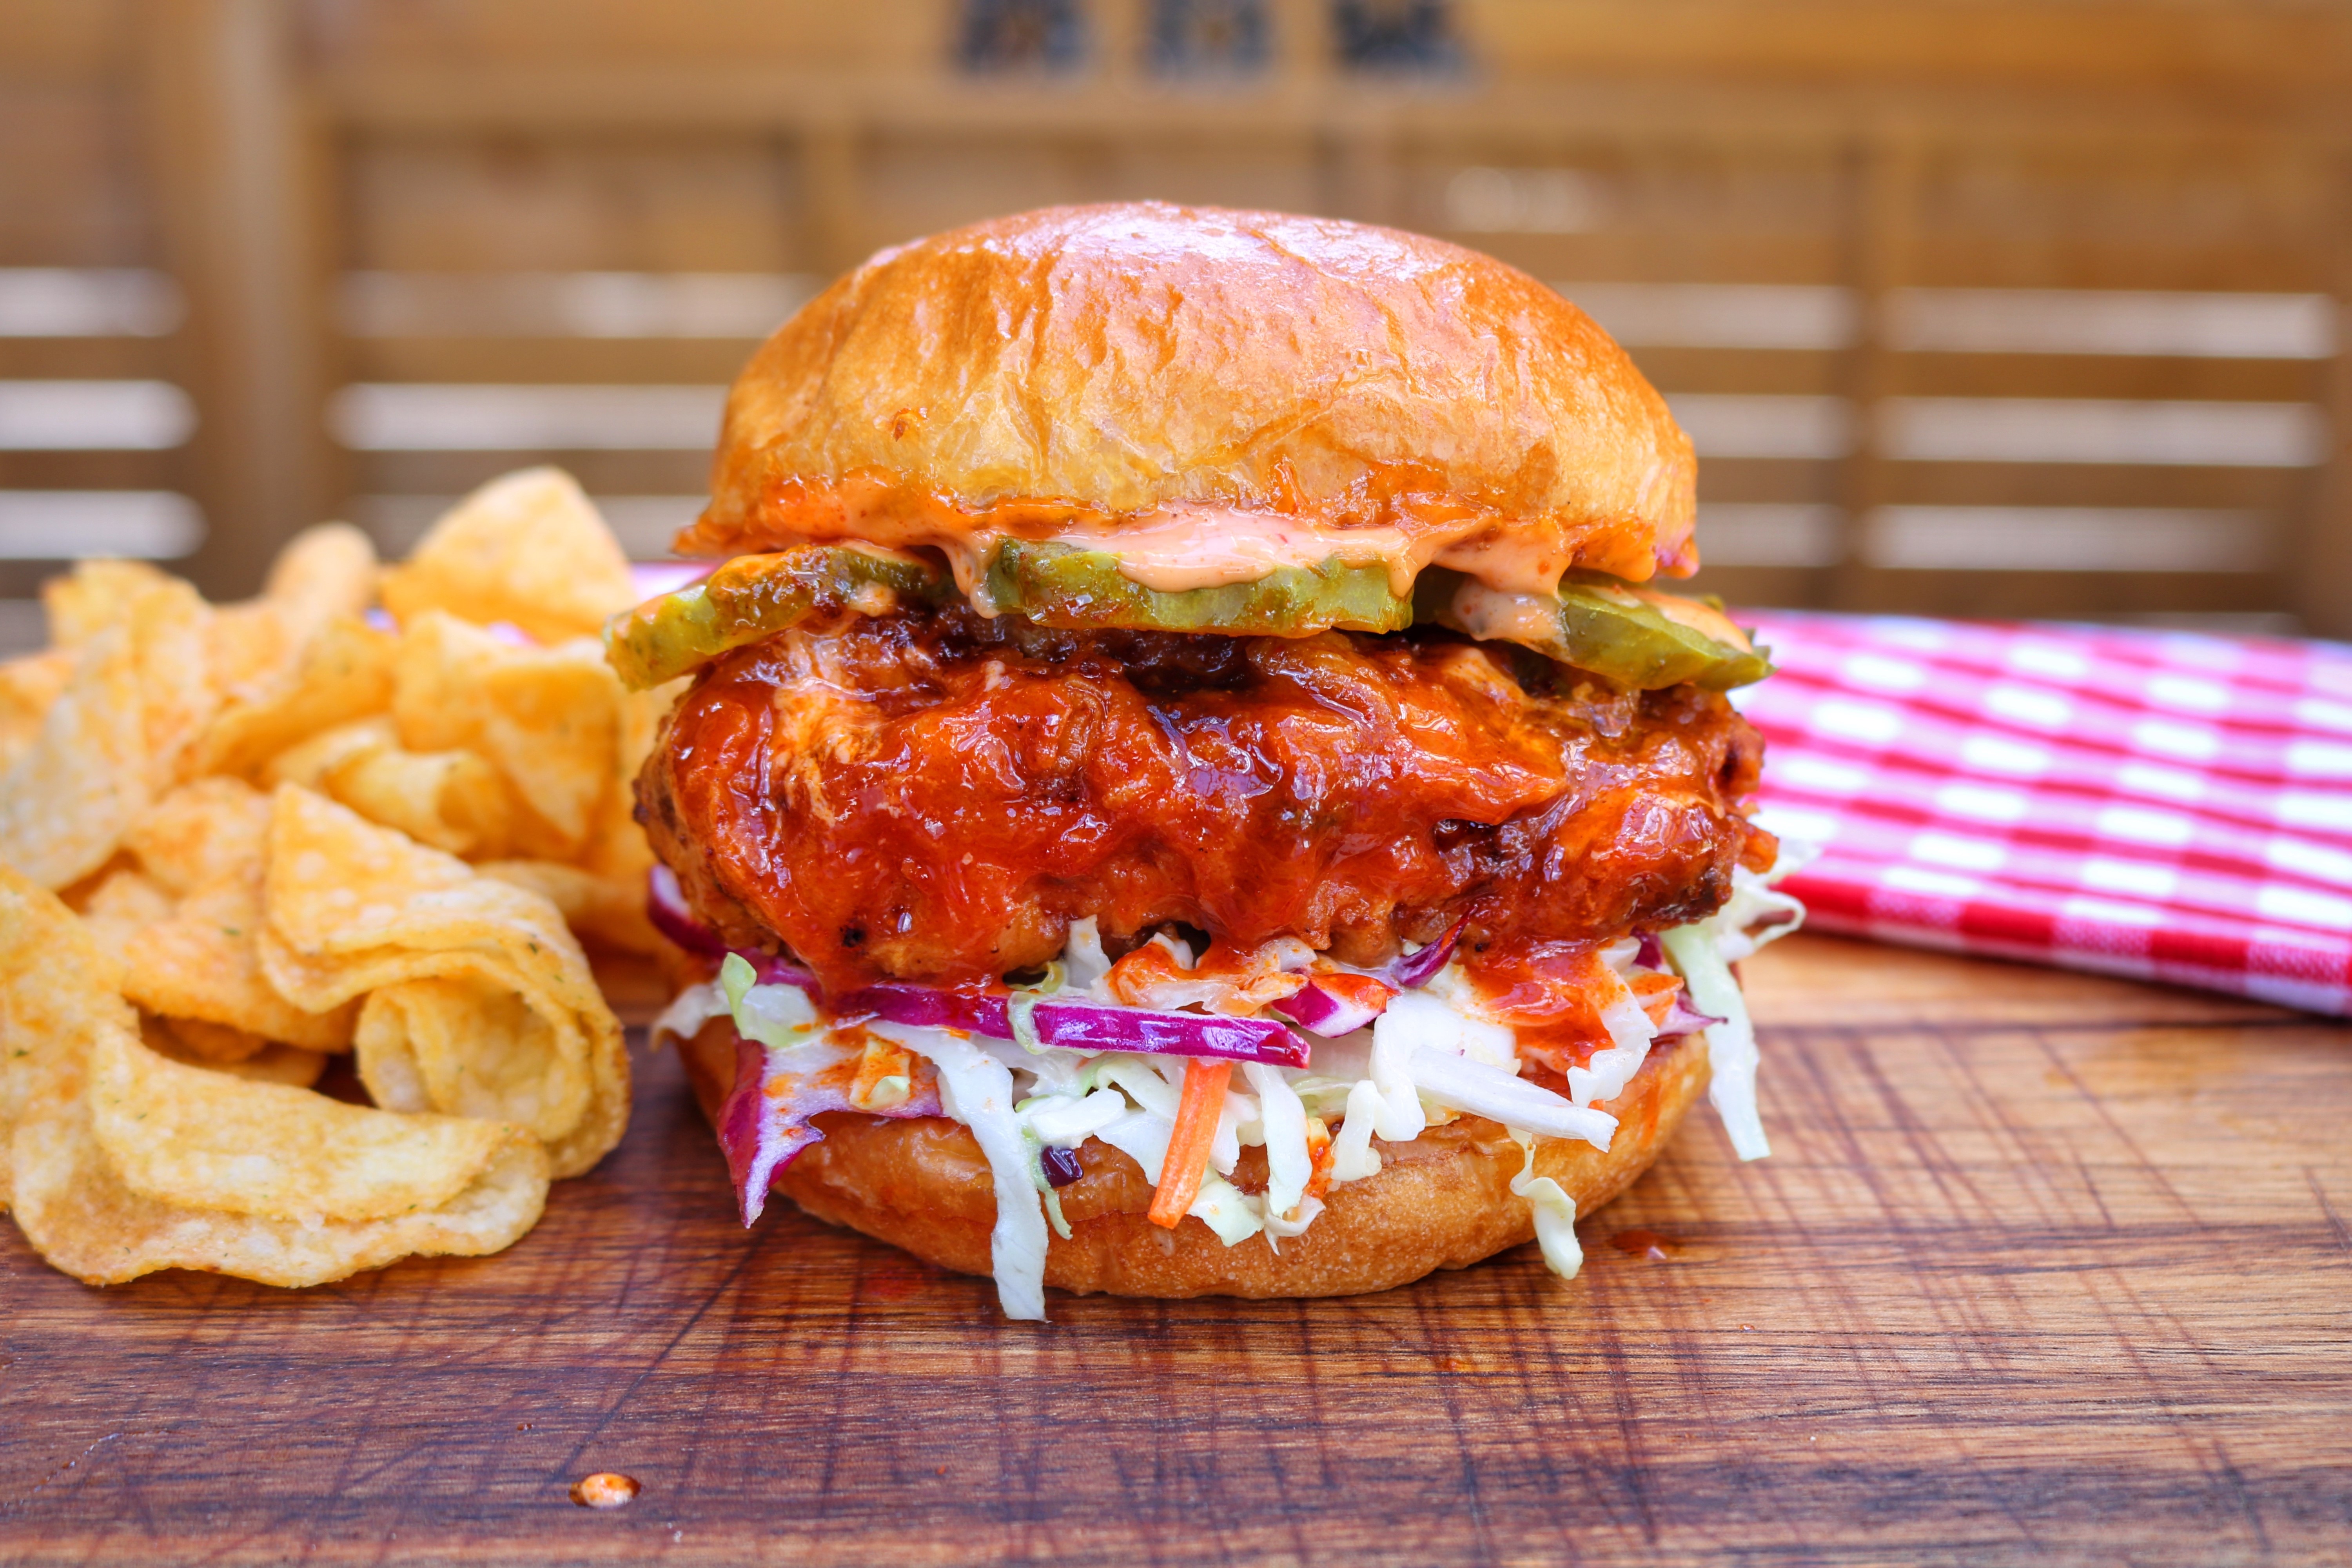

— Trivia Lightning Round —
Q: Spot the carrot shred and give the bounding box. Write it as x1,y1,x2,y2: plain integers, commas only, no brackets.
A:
1147,1058,1232,1229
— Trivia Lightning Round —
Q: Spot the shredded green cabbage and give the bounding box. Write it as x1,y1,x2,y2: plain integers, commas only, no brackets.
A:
1006,990,1047,1054
1242,1061,1311,1221
878,1022,1050,1321
1188,1172,1263,1246
1660,924,1769,1160
650,978,727,1051
1365,1009,1430,1143
1325,1079,1386,1184
718,954,819,1050
1510,1132,1583,1279
719,951,757,1013
1018,1123,1074,1241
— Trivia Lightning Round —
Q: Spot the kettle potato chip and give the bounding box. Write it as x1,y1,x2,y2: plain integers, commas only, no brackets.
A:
42,559,178,649
380,468,639,646
260,715,387,788
75,777,360,1053
73,865,175,950
0,648,74,775
193,615,397,781
479,860,664,956
260,522,379,642
6,865,549,1286
158,1016,270,1064
268,718,511,858
393,613,621,854
572,679,683,889
143,1018,328,1087
204,604,302,708
58,562,218,787
9,1087,550,1287
0,625,153,890
204,524,376,700
123,777,273,897
332,746,511,860
258,785,627,1177
213,1044,330,1088
2,467,650,1289
129,872,359,1052
0,567,223,889
89,1023,527,1223
356,975,583,1134
0,867,121,1207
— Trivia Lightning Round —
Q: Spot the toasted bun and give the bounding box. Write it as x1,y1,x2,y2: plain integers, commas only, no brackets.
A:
678,1019,1708,1300
684,203,1699,588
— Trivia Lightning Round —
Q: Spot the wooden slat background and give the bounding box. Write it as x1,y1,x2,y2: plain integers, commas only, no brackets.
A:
3,932,2348,1564
0,0,2349,635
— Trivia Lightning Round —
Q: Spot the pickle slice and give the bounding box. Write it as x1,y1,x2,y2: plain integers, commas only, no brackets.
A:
1417,568,1773,690
603,544,951,690
979,540,1411,637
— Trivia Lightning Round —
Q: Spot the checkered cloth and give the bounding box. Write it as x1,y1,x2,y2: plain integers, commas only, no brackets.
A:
1737,611,2352,1016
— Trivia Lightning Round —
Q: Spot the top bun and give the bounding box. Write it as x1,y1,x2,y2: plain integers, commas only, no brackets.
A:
682,203,1697,593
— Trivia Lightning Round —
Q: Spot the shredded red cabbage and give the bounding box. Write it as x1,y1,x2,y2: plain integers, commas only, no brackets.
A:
1273,922,1461,1038
732,949,819,990
646,864,726,957
732,953,1308,1067
1635,931,1666,971
1021,997,1305,1065
1652,993,1724,1041
715,1025,942,1226
1038,1145,1083,1187
1384,919,1464,990
835,981,1002,1038
1272,981,1384,1038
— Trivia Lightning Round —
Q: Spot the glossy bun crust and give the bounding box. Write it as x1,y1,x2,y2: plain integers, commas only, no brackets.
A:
689,203,1699,582
679,1020,1708,1299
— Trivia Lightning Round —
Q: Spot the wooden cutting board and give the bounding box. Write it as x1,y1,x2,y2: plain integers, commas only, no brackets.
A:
3,932,2348,1565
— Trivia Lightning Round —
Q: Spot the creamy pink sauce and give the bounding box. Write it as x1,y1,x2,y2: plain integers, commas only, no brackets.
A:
681,473,1689,607
1047,506,1608,599
1449,582,1573,646
1452,577,1754,653
746,507,1624,601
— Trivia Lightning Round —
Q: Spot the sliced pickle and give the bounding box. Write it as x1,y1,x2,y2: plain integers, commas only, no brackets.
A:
979,540,1411,637
603,544,951,690
1416,568,1773,690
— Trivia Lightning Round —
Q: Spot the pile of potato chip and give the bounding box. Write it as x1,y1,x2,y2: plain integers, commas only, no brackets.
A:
0,468,679,1287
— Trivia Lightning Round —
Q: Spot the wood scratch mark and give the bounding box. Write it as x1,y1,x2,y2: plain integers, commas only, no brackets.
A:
0,1432,120,1518
2309,1169,2352,1260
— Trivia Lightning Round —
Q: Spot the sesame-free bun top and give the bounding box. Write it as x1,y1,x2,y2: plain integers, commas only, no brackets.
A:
679,203,1700,597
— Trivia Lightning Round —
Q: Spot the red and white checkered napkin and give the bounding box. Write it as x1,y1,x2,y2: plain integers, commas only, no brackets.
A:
1735,611,2352,1016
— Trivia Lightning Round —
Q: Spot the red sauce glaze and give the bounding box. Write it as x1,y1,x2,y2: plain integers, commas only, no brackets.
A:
1610,1227,1679,1259
641,606,1773,994
1460,941,1620,1074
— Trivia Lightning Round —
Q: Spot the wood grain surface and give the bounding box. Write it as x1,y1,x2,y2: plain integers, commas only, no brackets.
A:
3,932,2348,1565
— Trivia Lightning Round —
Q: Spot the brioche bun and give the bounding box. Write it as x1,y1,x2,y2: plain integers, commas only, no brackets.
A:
677,1017,1707,1300
683,202,1699,588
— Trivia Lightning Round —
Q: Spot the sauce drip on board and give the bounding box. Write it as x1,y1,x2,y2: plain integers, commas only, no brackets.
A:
1610,1228,1679,1260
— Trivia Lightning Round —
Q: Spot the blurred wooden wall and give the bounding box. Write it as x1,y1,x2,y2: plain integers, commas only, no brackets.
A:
2,0,2349,637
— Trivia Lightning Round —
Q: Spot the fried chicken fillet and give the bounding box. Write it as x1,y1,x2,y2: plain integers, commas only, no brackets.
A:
643,608,1773,995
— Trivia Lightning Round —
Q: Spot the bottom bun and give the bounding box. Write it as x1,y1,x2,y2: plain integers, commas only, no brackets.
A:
678,1021,1709,1299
